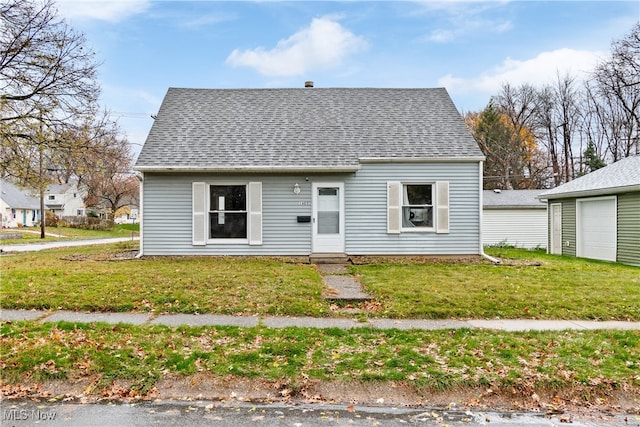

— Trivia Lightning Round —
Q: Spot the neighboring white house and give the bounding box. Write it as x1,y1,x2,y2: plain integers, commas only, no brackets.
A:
0,180,41,228
482,189,548,249
45,182,86,218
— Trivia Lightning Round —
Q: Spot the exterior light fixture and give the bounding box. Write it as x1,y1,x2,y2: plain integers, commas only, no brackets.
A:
293,183,301,195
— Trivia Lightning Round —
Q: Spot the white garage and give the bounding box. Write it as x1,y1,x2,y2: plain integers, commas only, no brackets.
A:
576,197,617,262
482,190,547,249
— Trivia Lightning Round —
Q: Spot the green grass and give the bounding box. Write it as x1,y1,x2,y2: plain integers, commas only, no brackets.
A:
1,242,328,317
350,247,640,320
2,245,638,399
1,243,638,320
1,321,638,395
1,225,138,244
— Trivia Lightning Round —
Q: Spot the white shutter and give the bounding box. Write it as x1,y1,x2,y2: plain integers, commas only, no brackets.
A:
248,182,262,245
192,182,206,245
387,181,401,234
436,181,449,234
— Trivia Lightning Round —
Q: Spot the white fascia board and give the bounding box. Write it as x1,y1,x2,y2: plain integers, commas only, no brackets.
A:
359,156,485,163
539,184,640,200
134,165,360,173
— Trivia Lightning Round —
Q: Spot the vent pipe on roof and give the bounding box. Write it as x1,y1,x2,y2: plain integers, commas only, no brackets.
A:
304,81,314,88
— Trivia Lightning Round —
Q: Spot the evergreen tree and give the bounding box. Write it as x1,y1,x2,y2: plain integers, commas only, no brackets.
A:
583,141,607,173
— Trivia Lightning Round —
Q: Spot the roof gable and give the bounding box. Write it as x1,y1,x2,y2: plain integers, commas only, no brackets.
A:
0,180,40,209
539,156,640,199
135,87,484,172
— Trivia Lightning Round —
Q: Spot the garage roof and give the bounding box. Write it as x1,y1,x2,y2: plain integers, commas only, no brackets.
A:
538,156,640,200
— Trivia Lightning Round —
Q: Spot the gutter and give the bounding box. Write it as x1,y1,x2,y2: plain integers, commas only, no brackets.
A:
478,161,501,264
135,172,144,258
359,156,486,163
481,251,501,264
537,184,640,201
134,165,360,174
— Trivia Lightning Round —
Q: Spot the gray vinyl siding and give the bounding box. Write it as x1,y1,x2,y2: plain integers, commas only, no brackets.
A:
140,161,482,256
561,200,577,257
141,173,322,256
617,191,640,266
344,162,481,255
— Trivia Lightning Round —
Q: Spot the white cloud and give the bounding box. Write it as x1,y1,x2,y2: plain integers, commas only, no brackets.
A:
424,18,512,43
56,0,151,23
411,1,512,43
226,17,368,77
440,48,605,95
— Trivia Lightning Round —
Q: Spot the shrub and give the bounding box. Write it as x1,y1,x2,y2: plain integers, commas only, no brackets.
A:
45,211,59,227
59,216,114,231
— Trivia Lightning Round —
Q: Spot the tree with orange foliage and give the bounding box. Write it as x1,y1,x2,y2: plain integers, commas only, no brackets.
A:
465,104,542,190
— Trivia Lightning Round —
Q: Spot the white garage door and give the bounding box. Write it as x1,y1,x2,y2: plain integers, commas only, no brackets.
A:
577,197,616,262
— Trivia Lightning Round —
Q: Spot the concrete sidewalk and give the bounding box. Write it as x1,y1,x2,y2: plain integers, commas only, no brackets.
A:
2,309,639,331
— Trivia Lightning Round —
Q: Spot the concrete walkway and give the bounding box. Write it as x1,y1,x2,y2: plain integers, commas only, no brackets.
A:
2,239,638,332
2,309,639,331
316,263,372,302
1,237,139,253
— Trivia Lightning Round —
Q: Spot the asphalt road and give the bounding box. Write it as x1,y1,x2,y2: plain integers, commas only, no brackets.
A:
1,399,635,427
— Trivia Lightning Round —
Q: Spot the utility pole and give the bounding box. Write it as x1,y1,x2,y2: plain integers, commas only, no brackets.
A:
39,121,47,239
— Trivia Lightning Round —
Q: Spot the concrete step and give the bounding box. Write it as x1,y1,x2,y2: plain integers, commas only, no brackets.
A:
309,253,349,264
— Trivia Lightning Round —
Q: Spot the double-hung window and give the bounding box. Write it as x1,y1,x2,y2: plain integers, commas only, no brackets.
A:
192,181,262,246
402,184,433,229
387,181,449,234
209,185,247,239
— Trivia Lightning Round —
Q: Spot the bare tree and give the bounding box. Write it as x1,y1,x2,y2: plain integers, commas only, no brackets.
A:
533,86,562,186
492,83,548,188
591,23,640,159
0,0,100,127
82,139,138,219
0,0,123,237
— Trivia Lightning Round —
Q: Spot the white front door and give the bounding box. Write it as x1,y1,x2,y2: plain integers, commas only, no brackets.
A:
550,203,562,255
312,182,345,253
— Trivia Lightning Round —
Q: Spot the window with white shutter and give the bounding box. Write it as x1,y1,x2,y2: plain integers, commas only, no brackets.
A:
192,182,206,245
387,181,449,234
192,182,263,245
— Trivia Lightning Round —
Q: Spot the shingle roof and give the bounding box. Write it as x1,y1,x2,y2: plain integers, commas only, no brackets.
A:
538,156,640,200
0,180,40,209
135,87,484,171
483,190,547,209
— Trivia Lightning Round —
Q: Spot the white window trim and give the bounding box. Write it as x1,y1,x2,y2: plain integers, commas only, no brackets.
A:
387,181,449,235
400,182,435,233
191,181,262,246
207,182,250,245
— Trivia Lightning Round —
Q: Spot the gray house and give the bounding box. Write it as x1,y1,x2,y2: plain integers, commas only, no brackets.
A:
482,190,547,249
538,156,640,266
134,86,485,257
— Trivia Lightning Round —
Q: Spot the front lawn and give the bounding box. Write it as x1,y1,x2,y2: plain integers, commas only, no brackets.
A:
1,225,139,244
1,242,327,317
1,321,638,397
1,243,638,320
2,246,639,404
351,247,640,320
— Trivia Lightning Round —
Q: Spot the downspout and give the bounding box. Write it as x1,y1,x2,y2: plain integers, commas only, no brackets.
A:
135,172,144,258
478,160,501,264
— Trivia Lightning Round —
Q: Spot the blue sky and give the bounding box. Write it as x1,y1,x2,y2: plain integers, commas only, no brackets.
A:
54,1,640,159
